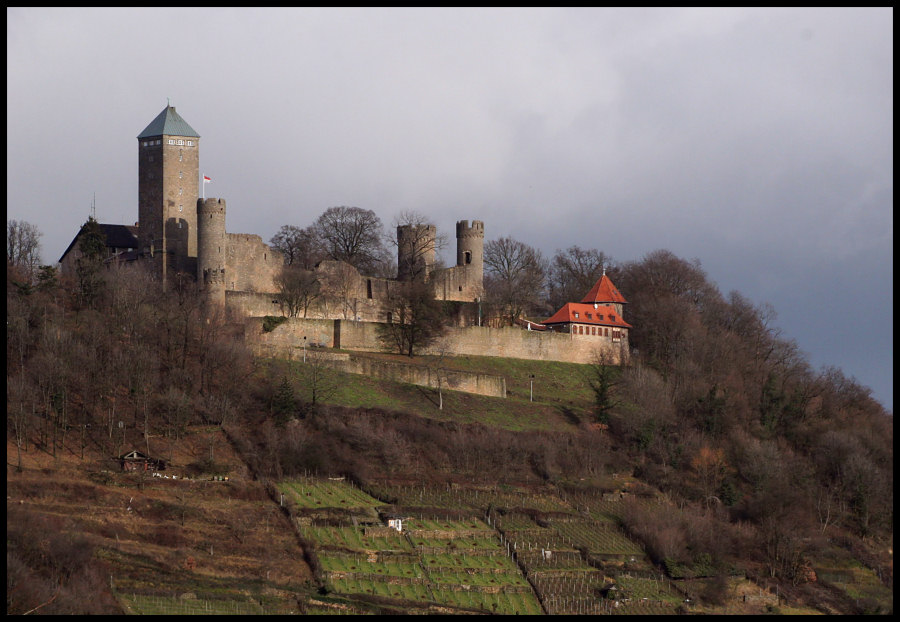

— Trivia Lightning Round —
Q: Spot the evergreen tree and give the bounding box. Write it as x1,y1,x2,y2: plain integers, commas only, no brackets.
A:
75,217,107,307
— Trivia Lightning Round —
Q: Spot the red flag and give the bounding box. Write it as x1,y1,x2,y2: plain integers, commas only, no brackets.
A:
203,175,211,183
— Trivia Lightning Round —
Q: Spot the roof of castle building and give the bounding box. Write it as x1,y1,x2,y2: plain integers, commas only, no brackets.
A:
543,302,632,328
580,273,627,305
137,105,200,139
58,223,139,263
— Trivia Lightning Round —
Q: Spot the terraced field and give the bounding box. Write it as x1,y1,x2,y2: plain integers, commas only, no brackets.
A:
303,512,541,615
279,477,693,615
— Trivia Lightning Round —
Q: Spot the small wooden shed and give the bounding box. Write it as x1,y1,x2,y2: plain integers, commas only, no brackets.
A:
118,450,166,472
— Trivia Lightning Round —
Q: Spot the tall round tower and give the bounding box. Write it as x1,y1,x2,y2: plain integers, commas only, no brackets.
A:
197,198,226,307
456,220,484,295
397,223,436,281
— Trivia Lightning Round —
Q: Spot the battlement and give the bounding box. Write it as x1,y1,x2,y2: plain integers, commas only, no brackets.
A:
198,197,226,214
203,267,226,285
456,220,485,238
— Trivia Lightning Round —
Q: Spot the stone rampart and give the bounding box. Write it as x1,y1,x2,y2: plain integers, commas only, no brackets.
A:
416,326,628,365
244,318,506,398
339,354,507,398
245,317,627,367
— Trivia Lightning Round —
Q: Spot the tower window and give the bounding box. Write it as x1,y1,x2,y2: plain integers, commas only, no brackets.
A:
464,250,472,264
187,141,193,146
367,279,373,299
168,139,175,145
179,171,183,178
178,204,183,211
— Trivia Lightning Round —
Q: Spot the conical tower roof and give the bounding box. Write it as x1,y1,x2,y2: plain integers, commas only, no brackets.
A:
137,105,199,139
580,273,627,305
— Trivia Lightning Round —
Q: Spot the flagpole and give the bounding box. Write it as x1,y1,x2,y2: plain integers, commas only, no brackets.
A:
202,174,205,200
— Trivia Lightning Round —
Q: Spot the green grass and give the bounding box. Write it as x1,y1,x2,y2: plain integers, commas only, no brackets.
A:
263,352,598,432
278,478,385,509
305,525,413,553
368,482,577,512
119,594,281,615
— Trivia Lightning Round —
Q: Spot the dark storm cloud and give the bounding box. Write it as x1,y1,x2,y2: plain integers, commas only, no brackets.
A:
6,7,892,409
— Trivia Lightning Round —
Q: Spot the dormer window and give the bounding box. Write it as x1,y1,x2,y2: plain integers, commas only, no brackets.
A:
574,312,579,319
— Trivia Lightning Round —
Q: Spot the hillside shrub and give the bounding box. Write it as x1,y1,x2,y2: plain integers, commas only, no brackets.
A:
262,315,287,332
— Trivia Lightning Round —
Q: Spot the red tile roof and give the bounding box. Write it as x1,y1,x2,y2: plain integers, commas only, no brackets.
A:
580,273,627,305
543,303,632,328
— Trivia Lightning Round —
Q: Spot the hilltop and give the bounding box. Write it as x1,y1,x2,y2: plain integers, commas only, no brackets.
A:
7,247,892,615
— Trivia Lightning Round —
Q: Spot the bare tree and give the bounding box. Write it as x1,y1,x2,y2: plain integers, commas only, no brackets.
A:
547,245,609,310
275,264,321,318
318,260,359,319
483,236,548,325
392,210,447,281
297,351,338,410
7,219,43,284
427,338,452,410
313,206,389,275
269,224,324,269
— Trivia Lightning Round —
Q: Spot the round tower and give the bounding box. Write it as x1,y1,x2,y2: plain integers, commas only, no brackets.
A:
397,223,436,281
197,198,226,307
456,220,484,294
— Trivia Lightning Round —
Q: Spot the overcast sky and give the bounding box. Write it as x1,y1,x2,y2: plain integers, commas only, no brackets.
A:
7,7,893,411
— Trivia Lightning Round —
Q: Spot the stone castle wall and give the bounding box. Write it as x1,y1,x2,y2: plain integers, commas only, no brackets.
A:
433,264,481,302
246,320,506,398
225,233,283,294
246,317,629,366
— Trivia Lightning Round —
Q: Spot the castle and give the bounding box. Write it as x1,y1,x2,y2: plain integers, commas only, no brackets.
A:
59,104,630,366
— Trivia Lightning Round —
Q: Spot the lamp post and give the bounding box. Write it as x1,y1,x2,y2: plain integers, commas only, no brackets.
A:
303,336,307,363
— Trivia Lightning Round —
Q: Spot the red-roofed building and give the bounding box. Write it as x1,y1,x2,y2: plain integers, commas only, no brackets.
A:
542,272,631,362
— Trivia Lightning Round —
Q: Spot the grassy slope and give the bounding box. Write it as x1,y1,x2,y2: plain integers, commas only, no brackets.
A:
272,351,598,432
7,351,890,615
